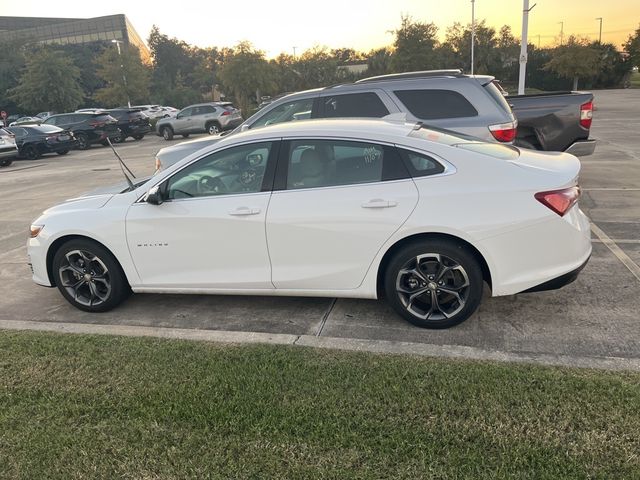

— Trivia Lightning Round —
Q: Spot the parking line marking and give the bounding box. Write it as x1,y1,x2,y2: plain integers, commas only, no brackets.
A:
316,298,337,337
591,223,640,282
592,239,640,244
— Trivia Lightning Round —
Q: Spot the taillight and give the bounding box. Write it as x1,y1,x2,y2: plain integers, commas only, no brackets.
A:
221,110,231,116
535,186,581,217
489,120,517,142
580,101,593,129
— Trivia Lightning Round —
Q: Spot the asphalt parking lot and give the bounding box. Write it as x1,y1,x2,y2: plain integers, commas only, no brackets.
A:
1,90,639,364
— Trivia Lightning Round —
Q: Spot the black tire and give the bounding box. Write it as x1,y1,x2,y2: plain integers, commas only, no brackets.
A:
56,150,69,155
52,238,131,313
384,239,484,329
76,133,90,150
132,134,145,140
206,122,220,135
22,144,40,160
181,133,190,138
161,127,174,140
0,158,12,167
113,131,125,143
514,138,537,150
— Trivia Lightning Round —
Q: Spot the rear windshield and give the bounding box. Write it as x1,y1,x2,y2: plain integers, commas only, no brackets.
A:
93,114,116,122
485,82,513,113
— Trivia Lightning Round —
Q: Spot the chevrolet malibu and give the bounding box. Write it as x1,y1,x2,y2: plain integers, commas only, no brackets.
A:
28,119,591,329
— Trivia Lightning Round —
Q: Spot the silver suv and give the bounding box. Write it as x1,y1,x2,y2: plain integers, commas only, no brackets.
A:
156,102,243,140
155,70,516,169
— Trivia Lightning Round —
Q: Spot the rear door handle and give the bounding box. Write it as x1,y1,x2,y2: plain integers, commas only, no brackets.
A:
228,207,261,216
361,199,398,208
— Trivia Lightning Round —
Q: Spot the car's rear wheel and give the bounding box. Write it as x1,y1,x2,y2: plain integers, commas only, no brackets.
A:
76,133,90,150
0,158,12,167
113,131,125,143
57,150,69,155
181,133,190,138
161,127,173,140
206,123,220,135
22,144,40,160
132,134,145,140
384,240,484,329
52,239,130,312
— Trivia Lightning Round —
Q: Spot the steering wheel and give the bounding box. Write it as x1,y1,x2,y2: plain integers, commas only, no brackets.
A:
198,175,227,195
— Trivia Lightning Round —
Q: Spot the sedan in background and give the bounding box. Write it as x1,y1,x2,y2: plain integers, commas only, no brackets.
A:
28,119,590,329
7,125,77,160
43,112,119,150
9,116,41,127
0,128,18,167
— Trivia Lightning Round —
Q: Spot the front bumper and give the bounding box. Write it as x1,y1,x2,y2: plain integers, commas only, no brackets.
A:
565,139,596,157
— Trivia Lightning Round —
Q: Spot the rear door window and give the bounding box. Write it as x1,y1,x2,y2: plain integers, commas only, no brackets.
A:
484,82,513,113
398,149,445,177
320,92,389,118
393,89,478,119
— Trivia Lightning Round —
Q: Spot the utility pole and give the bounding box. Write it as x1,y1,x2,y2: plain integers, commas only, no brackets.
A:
518,1,536,95
470,0,475,75
558,21,564,46
596,17,603,43
292,46,297,59
111,39,131,108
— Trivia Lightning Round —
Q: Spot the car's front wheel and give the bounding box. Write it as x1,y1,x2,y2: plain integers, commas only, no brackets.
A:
0,158,12,167
52,239,130,312
384,240,484,329
76,133,90,150
22,144,41,160
56,150,69,155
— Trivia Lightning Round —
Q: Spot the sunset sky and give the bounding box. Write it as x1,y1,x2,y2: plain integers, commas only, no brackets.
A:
1,0,638,57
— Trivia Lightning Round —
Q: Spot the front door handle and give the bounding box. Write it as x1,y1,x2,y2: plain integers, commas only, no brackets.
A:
361,199,398,209
228,207,261,216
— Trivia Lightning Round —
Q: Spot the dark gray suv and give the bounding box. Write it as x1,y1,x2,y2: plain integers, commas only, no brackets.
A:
155,70,517,170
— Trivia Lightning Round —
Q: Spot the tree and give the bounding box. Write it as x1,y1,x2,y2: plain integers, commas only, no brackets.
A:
624,24,640,68
94,44,150,107
443,20,501,74
391,16,440,72
10,48,83,112
217,41,274,114
544,36,601,90
0,38,27,113
366,47,393,76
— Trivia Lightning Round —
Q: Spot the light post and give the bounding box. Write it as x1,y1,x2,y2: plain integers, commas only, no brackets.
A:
111,39,131,108
292,46,297,59
517,1,536,95
470,0,475,75
595,17,603,43
558,21,564,46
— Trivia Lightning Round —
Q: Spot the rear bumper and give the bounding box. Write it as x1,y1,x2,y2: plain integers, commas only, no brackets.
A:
522,254,590,293
0,147,17,159
565,139,596,156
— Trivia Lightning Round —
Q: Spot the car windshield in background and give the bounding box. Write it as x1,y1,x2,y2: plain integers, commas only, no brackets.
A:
35,125,63,133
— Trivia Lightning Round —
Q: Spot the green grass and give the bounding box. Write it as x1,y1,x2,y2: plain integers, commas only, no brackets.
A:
1,331,639,479
630,72,640,88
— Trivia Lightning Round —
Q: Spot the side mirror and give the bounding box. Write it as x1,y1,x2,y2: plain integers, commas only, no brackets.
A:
240,124,250,132
145,185,163,205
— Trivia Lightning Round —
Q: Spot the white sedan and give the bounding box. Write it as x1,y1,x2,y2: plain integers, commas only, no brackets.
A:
28,119,591,329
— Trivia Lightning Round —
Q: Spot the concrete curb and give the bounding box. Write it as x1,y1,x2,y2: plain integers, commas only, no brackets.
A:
2,319,639,372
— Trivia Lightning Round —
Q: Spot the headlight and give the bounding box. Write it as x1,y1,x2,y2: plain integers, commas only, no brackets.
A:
30,225,44,238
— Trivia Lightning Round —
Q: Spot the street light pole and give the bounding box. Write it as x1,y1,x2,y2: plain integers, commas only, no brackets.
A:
518,1,536,95
111,39,131,108
558,21,564,46
470,0,475,75
596,17,603,43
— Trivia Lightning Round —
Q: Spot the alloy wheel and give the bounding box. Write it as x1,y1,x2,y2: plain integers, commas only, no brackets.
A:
395,253,470,321
58,249,112,307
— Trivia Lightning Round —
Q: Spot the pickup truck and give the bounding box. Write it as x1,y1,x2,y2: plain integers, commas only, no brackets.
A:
496,85,596,156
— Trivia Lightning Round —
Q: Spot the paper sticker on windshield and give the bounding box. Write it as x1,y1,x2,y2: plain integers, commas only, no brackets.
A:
364,146,382,164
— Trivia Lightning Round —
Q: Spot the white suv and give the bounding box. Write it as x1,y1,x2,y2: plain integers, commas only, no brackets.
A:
156,102,243,140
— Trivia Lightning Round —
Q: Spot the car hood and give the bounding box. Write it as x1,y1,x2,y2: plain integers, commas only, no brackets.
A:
44,194,114,215
81,175,153,196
